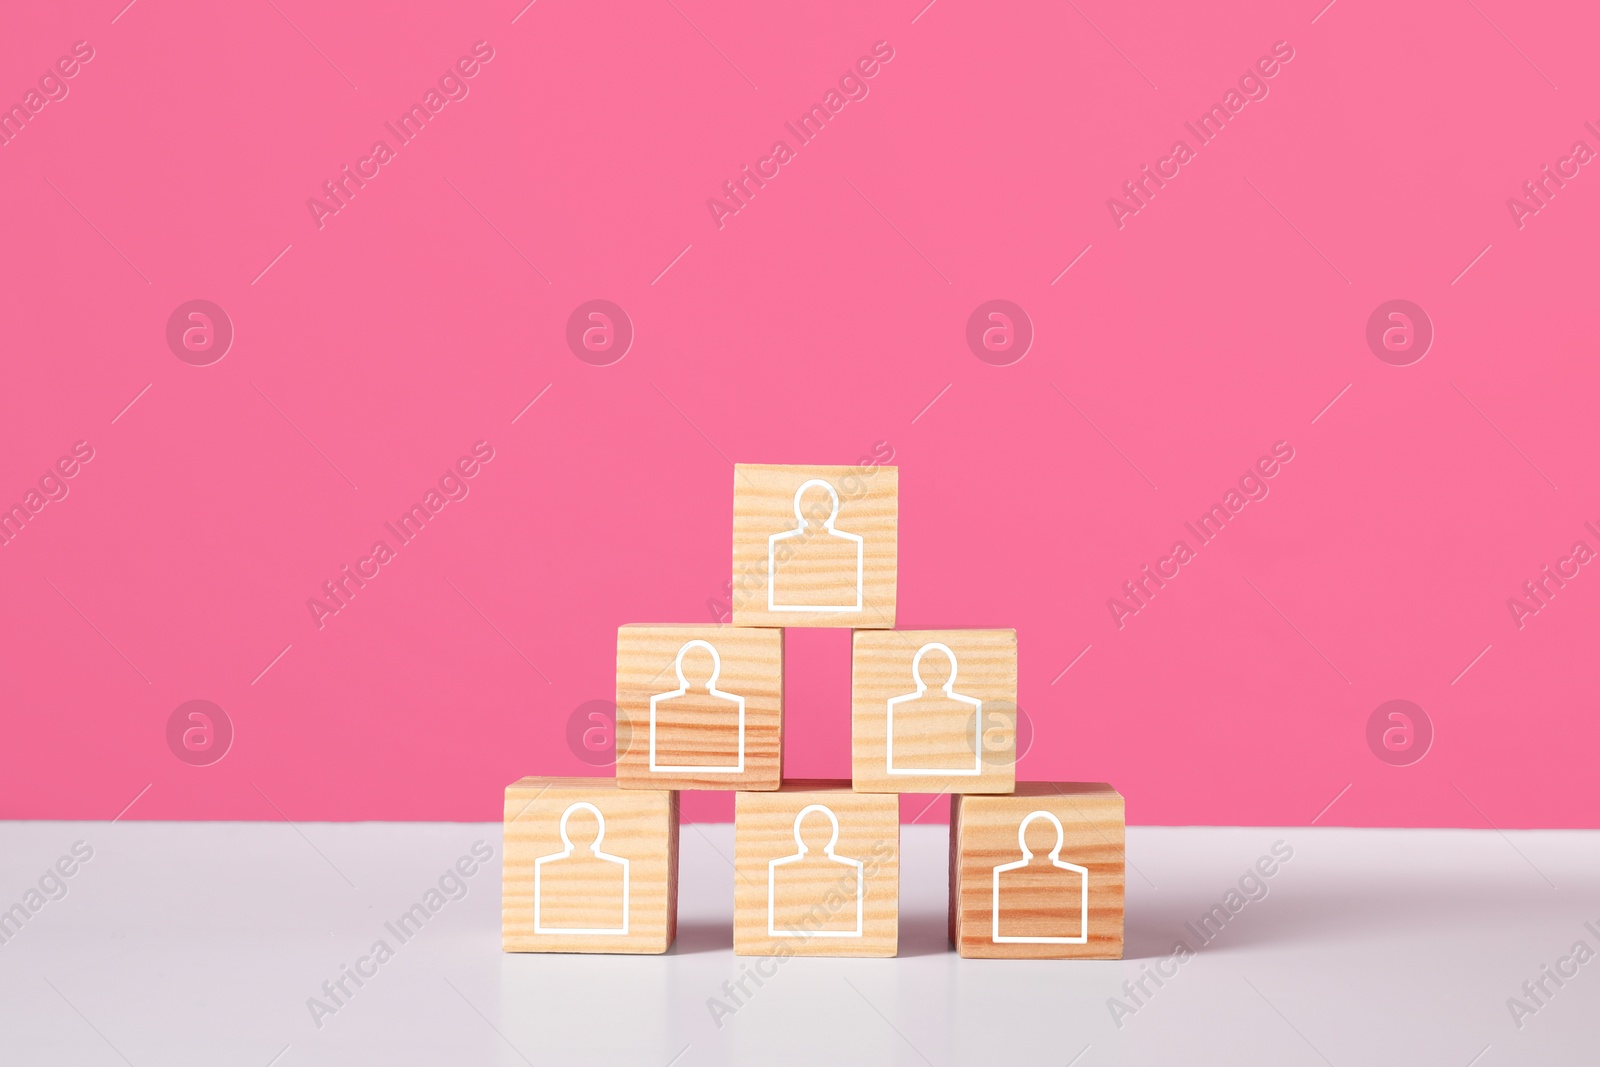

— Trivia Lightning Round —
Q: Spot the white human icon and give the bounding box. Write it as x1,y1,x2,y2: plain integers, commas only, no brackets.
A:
534,802,629,935
649,639,745,773
767,479,863,612
991,811,1087,944
886,642,984,775
767,804,863,938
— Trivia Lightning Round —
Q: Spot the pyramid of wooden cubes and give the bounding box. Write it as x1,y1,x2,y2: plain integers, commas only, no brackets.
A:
503,464,1125,958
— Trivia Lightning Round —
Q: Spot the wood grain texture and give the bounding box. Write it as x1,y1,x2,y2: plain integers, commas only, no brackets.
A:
733,781,899,957
615,625,783,790
730,464,897,629
950,783,1124,959
852,629,1016,794
502,777,678,954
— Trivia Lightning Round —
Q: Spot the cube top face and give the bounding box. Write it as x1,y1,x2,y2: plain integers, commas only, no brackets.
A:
766,777,851,793
951,784,1124,959
731,463,898,629
733,786,899,957
615,625,783,791
502,777,678,954
852,629,1017,794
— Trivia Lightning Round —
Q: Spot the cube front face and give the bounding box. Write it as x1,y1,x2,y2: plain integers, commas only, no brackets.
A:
951,784,1125,959
503,777,678,954
852,629,1017,794
615,625,783,791
733,782,899,957
731,464,898,629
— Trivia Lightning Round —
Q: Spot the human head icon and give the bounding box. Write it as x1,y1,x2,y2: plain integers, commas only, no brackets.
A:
791,803,842,855
908,642,959,692
558,801,607,854
673,639,721,690
1015,810,1065,862
792,478,841,530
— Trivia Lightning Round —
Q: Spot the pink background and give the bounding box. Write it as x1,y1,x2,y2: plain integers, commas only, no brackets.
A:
3,0,1596,829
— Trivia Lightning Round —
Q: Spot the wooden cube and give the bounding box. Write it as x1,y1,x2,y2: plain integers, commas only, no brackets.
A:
950,783,1124,959
733,781,899,957
502,777,677,954
731,463,897,628
852,629,1017,794
615,625,782,791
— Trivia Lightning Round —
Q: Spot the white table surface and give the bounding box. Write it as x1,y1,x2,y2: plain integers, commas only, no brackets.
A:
0,821,1594,1066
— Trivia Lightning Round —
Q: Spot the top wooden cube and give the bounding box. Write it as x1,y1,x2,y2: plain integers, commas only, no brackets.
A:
731,463,898,628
